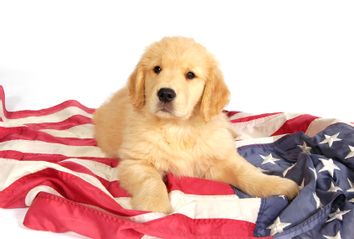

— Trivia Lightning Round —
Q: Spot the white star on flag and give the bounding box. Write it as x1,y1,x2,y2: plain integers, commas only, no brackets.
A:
260,154,280,165
319,133,342,147
347,178,354,193
345,145,354,159
327,181,342,193
324,230,342,239
298,142,312,154
278,195,287,200
326,208,351,222
309,167,317,181
318,158,340,177
283,163,296,176
267,217,291,236
313,192,321,209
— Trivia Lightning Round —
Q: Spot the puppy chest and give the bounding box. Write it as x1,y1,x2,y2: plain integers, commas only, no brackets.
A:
147,132,215,175
120,124,234,176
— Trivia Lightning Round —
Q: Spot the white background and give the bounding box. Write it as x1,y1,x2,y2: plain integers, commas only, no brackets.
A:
0,0,353,238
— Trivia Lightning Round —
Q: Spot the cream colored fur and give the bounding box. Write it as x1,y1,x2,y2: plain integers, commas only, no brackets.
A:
94,37,299,213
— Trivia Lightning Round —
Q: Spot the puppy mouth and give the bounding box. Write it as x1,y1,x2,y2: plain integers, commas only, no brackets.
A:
156,103,174,114
154,103,190,119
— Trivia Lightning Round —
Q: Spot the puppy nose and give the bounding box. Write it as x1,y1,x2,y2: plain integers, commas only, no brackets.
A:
157,88,176,103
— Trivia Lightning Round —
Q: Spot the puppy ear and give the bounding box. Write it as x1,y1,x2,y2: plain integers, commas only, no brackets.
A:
200,65,230,121
128,64,145,109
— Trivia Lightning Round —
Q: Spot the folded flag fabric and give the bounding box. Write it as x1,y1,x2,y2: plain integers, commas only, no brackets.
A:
0,85,353,239
236,119,354,239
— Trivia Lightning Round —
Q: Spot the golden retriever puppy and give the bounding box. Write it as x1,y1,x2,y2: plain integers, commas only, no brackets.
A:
94,37,299,213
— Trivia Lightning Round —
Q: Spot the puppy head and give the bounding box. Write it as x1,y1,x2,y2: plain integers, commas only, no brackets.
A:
128,37,229,121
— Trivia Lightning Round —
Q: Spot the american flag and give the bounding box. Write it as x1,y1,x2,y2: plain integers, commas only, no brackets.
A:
0,85,353,239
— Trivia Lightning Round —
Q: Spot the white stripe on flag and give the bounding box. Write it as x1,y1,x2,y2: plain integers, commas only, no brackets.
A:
306,117,341,137
40,124,95,139
233,113,301,140
169,190,260,222
0,158,113,198
62,158,117,181
0,140,105,158
126,190,261,223
228,112,254,120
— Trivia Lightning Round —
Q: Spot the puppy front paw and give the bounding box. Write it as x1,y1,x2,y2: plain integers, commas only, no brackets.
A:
265,176,299,200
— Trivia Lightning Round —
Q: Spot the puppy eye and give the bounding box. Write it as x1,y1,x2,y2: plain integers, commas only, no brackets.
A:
186,71,196,80
153,66,162,74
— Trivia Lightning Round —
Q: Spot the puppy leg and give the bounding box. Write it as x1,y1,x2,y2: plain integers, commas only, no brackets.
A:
207,153,299,199
118,160,172,214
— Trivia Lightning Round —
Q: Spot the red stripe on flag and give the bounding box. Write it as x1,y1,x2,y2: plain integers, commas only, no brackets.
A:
271,114,318,136
24,192,267,239
24,192,143,239
167,174,235,195
0,126,96,146
0,86,6,121
0,150,117,166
